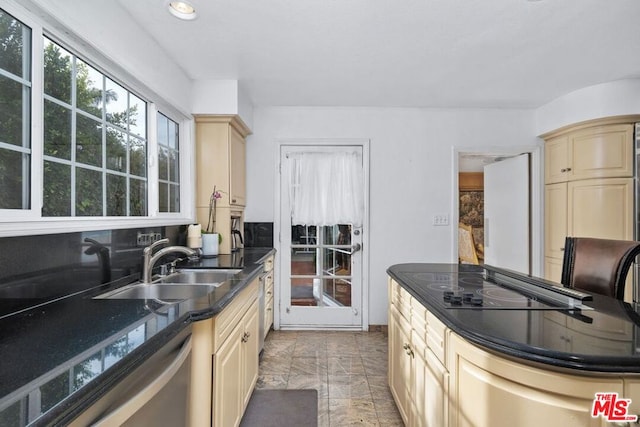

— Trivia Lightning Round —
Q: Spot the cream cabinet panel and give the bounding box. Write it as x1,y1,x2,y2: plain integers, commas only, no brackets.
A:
389,306,412,425
568,178,634,240
624,379,640,423
241,302,260,409
448,333,623,427
569,124,633,181
545,135,570,184
544,257,563,283
544,124,633,184
213,321,244,427
229,127,246,206
544,182,568,260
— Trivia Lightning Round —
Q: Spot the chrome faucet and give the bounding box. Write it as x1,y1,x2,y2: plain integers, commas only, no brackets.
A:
142,238,198,283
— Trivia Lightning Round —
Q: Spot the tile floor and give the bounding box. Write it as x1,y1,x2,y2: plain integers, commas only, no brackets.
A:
256,330,404,426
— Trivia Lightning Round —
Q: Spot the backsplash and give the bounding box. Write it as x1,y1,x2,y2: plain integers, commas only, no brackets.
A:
243,222,274,247
0,224,190,298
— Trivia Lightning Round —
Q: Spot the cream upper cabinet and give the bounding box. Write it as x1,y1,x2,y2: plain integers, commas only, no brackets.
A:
544,123,633,184
542,117,638,285
194,115,250,209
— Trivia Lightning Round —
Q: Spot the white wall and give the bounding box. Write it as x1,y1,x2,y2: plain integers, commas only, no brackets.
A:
245,106,538,325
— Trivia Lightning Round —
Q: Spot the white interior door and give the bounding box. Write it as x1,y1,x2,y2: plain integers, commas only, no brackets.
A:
279,145,364,329
484,153,530,274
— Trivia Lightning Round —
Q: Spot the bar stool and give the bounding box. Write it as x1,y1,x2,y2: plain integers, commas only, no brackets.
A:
561,237,640,300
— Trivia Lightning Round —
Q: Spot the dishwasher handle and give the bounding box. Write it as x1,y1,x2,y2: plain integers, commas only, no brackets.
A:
92,335,192,426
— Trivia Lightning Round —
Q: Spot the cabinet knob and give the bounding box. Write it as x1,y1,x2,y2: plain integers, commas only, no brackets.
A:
232,198,237,203
566,167,572,171
403,343,409,350
560,168,567,172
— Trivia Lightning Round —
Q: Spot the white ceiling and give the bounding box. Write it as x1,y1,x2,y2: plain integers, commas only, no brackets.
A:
116,0,640,109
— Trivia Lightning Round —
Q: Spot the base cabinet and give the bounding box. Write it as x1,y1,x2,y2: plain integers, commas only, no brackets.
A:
389,278,449,427
389,275,640,427
213,300,259,427
189,278,259,427
448,333,624,427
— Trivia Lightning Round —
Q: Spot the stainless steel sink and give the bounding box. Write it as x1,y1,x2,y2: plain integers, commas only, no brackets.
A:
94,283,218,300
93,268,242,300
155,268,242,285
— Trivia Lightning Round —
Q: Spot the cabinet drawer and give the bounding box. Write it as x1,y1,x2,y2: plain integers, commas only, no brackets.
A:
213,278,259,352
263,255,274,273
411,298,427,341
264,295,274,337
427,311,448,366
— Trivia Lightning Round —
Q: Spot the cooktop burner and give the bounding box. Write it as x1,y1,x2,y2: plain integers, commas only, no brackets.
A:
398,270,582,310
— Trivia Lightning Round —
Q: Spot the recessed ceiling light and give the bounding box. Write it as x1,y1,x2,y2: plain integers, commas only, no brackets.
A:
168,1,197,20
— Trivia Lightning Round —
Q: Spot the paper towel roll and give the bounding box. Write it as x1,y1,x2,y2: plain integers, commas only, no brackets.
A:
188,224,201,238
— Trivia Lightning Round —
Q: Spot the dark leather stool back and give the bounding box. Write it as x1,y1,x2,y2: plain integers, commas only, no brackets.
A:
561,237,640,300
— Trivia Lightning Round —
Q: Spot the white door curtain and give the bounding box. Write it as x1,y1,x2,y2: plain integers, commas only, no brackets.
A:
287,151,364,227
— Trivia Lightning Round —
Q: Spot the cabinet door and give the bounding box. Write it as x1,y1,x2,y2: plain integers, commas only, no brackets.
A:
230,127,246,206
449,333,622,427
568,178,634,240
569,124,633,181
544,183,568,260
389,307,412,425
545,135,570,184
213,322,243,427
544,256,563,283
414,334,448,427
242,301,260,410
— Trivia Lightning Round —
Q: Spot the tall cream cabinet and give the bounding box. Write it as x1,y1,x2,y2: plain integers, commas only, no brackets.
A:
543,117,638,295
194,115,251,254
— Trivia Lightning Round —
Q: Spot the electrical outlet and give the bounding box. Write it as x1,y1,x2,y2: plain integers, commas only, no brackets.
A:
137,232,162,246
432,214,449,226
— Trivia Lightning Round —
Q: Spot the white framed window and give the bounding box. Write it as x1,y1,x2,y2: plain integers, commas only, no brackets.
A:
0,3,193,236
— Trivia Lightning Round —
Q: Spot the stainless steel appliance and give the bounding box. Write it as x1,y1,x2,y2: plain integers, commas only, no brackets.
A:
72,326,193,426
231,216,244,251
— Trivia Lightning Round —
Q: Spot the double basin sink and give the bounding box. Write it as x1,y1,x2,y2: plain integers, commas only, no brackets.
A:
94,269,242,301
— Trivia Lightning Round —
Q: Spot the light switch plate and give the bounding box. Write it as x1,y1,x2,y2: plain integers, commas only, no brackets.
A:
432,214,449,226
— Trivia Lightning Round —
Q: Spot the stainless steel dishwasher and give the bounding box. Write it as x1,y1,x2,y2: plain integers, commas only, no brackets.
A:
70,325,193,426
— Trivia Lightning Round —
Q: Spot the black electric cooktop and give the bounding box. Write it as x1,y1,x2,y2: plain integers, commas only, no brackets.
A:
397,268,592,310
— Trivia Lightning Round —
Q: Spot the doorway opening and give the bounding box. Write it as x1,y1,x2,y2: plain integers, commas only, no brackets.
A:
453,146,543,276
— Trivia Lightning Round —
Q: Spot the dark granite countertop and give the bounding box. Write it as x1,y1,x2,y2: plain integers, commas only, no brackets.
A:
0,247,275,426
387,263,640,373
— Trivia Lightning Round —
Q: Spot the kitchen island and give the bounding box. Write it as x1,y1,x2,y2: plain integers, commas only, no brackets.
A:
387,263,640,427
0,247,275,426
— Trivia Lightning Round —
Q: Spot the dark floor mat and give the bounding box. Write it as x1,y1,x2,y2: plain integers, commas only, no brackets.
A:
240,389,318,427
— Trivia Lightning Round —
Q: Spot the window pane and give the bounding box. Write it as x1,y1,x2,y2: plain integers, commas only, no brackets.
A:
129,93,146,137
106,173,126,216
43,38,72,104
40,371,70,413
170,184,180,212
105,77,127,128
157,113,168,144
76,114,102,166
0,10,30,78
130,178,146,216
158,146,168,180
106,126,126,172
129,136,146,177
0,149,28,209
159,182,168,213
168,119,178,149
43,161,71,216
44,99,71,159
0,75,27,147
169,149,179,182
76,167,102,216
76,59,104,118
